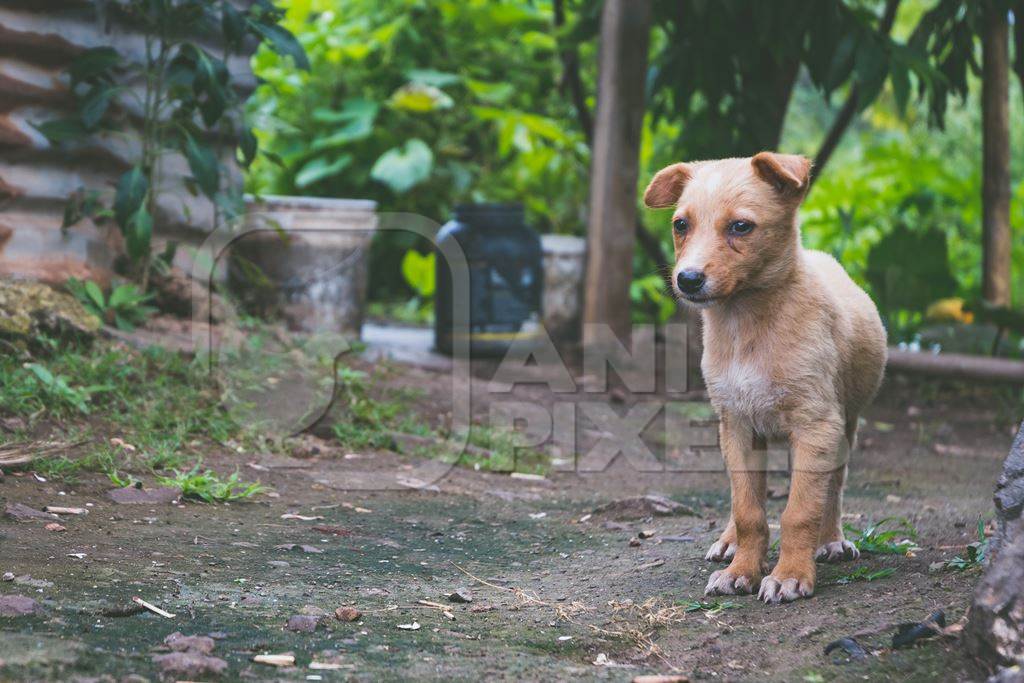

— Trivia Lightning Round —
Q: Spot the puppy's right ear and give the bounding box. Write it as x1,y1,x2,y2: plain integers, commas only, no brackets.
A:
643,163,692,208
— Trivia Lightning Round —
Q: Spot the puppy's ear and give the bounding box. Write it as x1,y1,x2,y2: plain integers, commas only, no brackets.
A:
643,162,692,208
751,152,811,196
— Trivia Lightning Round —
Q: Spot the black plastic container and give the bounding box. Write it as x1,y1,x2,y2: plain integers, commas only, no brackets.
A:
434,203,543,357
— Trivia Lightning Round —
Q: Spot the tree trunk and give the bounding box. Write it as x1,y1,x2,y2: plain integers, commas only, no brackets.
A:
581,0,651,346
981,0,1012,307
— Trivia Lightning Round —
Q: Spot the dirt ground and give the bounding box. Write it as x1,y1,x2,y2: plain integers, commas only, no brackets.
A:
1,338,1019,682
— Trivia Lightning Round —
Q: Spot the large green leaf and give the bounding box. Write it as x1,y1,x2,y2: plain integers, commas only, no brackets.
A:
125,206,153,262
34,118,88,144
80,84,120,128
69,47,120,86
295,154,353,188
370,139,433,193
400,249,436,298
113,167,149,229
388,83,453,112
183,133,220,198
249,20,310,70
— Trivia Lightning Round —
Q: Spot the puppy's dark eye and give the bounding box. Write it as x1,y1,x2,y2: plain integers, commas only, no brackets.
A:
728,220,755,236
672,218,689,235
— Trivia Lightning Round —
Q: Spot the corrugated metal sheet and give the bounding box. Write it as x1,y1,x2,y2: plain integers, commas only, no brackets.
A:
0,1,253,286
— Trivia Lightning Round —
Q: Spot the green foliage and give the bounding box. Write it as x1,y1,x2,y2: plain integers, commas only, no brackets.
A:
331,366,432,450
844,517,920,555
865,224,958,322
66,278,156,331
249,0,591,301
932,519,989,572
400,250,436,299
630,273,676,324
833,566,897,584
40,0,307,286
22,362,112,415
679,599,742,614
156,463,266,503
648,0,944,158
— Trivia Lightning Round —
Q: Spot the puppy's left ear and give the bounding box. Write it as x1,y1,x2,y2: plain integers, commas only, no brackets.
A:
643,162,692,208
751,152,811,197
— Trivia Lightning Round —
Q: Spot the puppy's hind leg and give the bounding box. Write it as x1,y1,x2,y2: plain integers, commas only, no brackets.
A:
816,418,860,563
815,465,859,563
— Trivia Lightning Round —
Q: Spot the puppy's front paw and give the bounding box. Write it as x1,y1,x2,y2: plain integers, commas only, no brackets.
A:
704,566,759,596
815,539,860,563
705,539,737,563
757,572,814,604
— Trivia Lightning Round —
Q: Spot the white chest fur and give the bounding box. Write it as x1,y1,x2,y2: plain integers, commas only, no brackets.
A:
704,358,786,434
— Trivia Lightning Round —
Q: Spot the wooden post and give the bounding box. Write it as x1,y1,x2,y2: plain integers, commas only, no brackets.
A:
581,0,652,346
981,0,1012,306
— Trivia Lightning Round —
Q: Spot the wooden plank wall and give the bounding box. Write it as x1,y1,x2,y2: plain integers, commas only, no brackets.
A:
0,1,253,286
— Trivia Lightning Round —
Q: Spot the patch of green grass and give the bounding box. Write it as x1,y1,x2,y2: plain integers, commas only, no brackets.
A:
931,519,989,572
459,424,549,475
155,463,266,503
832,566,897,585
844,517,920,555
331,366,433,450
0,337,257,481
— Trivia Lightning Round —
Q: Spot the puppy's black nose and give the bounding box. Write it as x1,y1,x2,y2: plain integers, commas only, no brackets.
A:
676,269,706,295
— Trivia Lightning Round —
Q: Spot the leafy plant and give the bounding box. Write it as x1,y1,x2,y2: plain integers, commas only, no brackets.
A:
23,362,112,415
66,278,156,331
249,0,591,303
42,0,308,288
630,273,676,324
844,517,920,555
156,463,265,503
932,519,989,572
833,566,897,585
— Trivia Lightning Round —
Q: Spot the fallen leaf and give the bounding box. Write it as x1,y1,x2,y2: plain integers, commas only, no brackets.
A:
397,622,421,630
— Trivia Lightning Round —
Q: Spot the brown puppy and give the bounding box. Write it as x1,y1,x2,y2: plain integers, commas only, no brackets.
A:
644,153,887,604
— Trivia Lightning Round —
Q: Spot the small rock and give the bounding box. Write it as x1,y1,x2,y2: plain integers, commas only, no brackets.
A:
629,538,642,547
12,575,53,589
638,529,656,539
151,652,227,678
45,522,66,532
108,487,180,505
448,589,473,604
285,614,320,632
274,543,324,554
334,607,361,622
5,502,59,522
593,494,698,520
164,632,215,655
2,572,14,581
0,595,40,616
